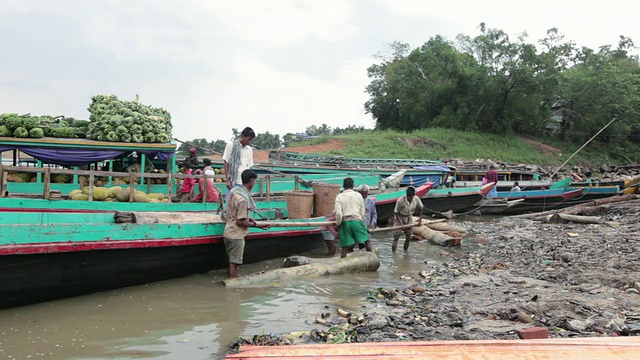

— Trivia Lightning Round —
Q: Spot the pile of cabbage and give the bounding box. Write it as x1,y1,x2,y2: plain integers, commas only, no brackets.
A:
0,113,87,139
86,95,172,143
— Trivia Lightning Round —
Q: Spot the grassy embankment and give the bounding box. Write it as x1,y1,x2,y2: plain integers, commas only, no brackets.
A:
298,128,638,167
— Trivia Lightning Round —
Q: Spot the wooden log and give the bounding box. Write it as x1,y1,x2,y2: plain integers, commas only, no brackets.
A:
412,224,460,246
223,250,380,287
411,216,467,233
257,221,336,227
115,211,224,224
369,222,420,233
537,213,605,224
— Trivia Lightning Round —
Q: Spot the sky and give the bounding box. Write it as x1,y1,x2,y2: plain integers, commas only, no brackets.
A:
1,1,638,143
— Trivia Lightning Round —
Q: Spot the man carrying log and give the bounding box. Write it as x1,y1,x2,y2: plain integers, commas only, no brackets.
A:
223,169,270,278
334,178,369,258
392,186,423,252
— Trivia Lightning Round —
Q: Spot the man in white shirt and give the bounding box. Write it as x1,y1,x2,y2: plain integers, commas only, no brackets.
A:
222,127,256,190
334,178,369,258
392,186,424,252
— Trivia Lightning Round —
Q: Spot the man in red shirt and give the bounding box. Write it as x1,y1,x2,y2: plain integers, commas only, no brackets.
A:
484,165,499,198
176,162,195,202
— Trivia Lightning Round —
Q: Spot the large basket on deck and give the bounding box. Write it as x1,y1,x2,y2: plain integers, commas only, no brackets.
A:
312,182,341,217
284,190,314,219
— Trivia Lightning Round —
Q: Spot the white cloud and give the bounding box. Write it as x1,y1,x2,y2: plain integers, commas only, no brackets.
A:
196,0,357,47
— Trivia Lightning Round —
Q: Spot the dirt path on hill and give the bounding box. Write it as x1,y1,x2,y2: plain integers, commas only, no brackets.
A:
254,139,348,163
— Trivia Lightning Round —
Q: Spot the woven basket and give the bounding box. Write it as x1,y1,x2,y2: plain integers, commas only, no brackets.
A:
312,182,341,217
284,190,314,219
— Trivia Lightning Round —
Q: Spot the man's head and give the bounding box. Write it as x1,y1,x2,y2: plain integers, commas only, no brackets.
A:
203,158,211,167
343,177,354,190
489,165,496,170
358,184,369,197
406,186,416,201
514,182,519,186
189,148,197,156
182,162,191,171
240,127,256,146
241,169,258,187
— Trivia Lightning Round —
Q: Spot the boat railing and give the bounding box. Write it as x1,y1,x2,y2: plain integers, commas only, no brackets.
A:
0,164,340,202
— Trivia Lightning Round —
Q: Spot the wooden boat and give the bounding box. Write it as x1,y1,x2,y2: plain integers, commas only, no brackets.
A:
421,183,495,216
562,185,621,206
226,337,640,359
453,164,545,190
0,136,379,216
372,182,434,224
495,188,584,214
548,177,571,189
476,198,525,215
247,154,452,187
0,211,325,309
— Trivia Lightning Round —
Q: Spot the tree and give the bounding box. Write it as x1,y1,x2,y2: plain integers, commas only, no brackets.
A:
305,124,332,136
252,131,282,150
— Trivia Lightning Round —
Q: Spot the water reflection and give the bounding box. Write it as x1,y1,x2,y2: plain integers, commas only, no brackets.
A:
0,230,479,360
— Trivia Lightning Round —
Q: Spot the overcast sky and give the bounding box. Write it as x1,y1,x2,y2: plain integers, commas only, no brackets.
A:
1,1,638,142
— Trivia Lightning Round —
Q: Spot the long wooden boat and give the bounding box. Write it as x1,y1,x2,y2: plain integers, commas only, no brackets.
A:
0,137,381,216
0,211,325,309
226,337,640,359
421,183,495,216
561,185,621,206
248,161,451,187
372,182,434,225
495,188,584,214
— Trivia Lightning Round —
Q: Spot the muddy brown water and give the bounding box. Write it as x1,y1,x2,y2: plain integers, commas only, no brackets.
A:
0,231,481,360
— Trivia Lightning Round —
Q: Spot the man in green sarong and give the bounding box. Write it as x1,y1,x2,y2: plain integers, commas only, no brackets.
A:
334,177,369,258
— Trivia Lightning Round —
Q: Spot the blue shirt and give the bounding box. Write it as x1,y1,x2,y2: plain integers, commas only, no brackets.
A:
363,196,377,228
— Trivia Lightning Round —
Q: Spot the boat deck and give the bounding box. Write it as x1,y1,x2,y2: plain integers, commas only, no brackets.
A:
226,337,640,359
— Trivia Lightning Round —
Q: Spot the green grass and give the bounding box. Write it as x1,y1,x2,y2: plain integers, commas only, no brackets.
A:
288,128,640,166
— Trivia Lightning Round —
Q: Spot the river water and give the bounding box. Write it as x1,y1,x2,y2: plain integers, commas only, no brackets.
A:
0,231,480,360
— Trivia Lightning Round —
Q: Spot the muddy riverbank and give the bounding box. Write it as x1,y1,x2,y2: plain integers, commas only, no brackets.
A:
233,199,640,350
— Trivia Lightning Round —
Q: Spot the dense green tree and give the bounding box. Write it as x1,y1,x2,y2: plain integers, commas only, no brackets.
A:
363,24,640,150
252,131,282,150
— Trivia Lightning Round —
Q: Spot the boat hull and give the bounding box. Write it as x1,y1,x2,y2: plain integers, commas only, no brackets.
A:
0,212,325,309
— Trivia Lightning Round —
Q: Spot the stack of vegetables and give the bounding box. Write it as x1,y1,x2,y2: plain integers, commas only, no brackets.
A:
86,95,172,143
0,113,87,139
69,186,168,203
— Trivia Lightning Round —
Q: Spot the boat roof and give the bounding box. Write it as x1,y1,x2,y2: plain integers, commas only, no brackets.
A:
0,136,176,151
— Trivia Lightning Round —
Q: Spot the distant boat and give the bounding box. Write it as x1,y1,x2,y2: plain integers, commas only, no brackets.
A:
421,183,495,216
495,188,584,214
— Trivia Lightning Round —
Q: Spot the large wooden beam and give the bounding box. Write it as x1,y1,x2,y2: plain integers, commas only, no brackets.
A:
223,250,380,288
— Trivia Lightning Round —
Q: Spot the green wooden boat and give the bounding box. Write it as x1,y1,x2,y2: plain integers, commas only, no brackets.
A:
0,136,380,215
0,211,326,309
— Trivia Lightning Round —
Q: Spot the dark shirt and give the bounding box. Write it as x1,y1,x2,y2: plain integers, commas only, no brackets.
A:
186,155,199,169
485,169,498,184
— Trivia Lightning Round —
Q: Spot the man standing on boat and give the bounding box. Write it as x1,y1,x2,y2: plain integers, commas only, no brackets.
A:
223,127,256,190
358,184,376,252
392,186,423,252
223,169,270,278
484,165,499,198
334,178,369,258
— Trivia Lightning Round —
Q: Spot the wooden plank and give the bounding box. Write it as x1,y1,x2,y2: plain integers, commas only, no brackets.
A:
129,212,224,224
129,179,135,202
258,221,334,227
226,337,640,359
1,170,8,197
43,168,51,200
88,171,94,201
